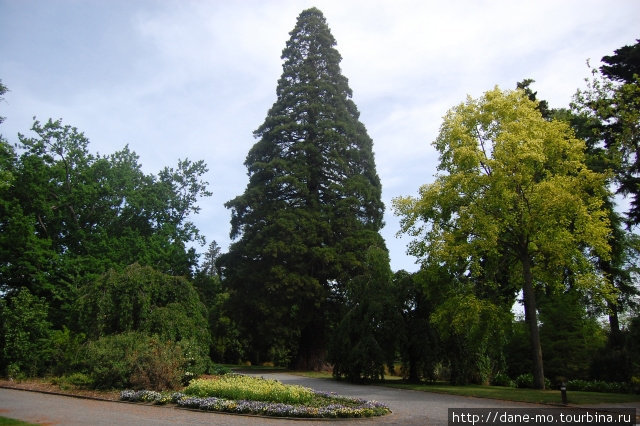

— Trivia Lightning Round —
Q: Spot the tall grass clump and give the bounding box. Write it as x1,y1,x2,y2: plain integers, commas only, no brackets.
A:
185,375,314,405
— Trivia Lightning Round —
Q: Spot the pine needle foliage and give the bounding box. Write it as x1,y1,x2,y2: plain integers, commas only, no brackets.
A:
220,8,387,368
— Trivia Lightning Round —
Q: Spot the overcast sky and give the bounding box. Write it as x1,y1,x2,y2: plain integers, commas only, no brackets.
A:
1,0,638,272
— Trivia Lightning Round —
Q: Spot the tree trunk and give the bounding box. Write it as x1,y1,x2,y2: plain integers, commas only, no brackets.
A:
520,246,545,389
293,319,327,371
608,302,623,348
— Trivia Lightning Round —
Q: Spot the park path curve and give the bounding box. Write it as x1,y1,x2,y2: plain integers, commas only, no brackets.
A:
2,372,632,425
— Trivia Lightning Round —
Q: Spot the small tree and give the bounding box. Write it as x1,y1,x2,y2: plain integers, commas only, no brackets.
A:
329,246,398,382
538,290,606,381
0,288,52,377
77,263,210,371
394,268,443,383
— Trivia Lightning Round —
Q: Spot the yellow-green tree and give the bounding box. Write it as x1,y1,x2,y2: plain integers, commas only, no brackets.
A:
393,87,611,389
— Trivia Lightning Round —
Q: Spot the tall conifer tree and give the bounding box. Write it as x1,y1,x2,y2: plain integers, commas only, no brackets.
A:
220,8,386,369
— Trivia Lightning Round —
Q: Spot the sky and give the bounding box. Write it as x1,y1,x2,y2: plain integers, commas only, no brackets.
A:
1,0,639,273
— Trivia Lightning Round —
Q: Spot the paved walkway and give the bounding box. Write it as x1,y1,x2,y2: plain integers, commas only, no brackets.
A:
1,373,637,425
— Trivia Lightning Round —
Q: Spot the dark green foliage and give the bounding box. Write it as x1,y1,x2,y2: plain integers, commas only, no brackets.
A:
0,118,211,328
572,40,640,225
538,290,607,382
45,327,86,376
77,263,210,357
590,347,632,383
601,39,640,84
628,315,640,379
491,372,515,387
593,314,640,382
515,373,551,389
193,241,243,363
394,269,442,383
329,247,397,382
432,292,511,385
221,7,387,368
505,320,532,379
80,331,188,390
0,288,52,377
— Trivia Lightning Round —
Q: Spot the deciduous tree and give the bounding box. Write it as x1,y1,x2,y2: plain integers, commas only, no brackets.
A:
394,87,611,389
0,118,211,326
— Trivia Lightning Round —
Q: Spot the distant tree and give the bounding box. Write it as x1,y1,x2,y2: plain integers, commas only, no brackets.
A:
432,292,510,385
394,267,444,383
565,41,640,341
220,8,386,369
329,247,398,382
538,289,606,381
517,79,551,120
0,79,7,126
573,40,640,225
394,87,611,389
193,241,243,362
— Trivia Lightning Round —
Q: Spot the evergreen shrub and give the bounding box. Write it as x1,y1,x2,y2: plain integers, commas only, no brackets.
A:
515,373,551,389
491,372,515,387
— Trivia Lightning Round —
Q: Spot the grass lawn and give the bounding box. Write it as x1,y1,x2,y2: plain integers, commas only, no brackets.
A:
384,383,640,405
0,417,37,426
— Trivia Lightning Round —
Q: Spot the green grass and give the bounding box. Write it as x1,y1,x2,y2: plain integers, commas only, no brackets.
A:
0,417,37,426
384,383,640,405
293,370,334,379
225,363,287,371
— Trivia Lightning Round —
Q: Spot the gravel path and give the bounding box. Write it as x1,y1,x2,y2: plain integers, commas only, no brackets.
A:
2,373,636,425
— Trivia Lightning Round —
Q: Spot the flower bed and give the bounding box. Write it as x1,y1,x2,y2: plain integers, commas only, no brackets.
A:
120,375,391,418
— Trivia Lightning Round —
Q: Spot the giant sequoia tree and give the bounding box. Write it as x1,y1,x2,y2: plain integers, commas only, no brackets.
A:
220,8,386,369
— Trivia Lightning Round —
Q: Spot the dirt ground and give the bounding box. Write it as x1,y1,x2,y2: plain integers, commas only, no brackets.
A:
0,378,120,401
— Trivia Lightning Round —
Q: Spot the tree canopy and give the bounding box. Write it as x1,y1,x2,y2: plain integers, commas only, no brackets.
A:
394,87,612,388
572,40,640,225
0,117,211,326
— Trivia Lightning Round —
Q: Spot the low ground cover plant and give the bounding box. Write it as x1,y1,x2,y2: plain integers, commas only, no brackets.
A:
121,375,390,418
184,374,313,404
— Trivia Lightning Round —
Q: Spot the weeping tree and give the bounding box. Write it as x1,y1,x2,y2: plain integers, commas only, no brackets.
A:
220,8,386,369
394,87,611,389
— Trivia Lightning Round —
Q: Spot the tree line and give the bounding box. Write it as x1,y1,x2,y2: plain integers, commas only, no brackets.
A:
0,9,638,391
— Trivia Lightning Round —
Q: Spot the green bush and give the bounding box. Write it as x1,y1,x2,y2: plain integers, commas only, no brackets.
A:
52,372,94,390
45,327,86,376
80,332,194,390
491,372,515,387
0,288,52,377
515,373,551,389
77,264,210,354
210,364,231,375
